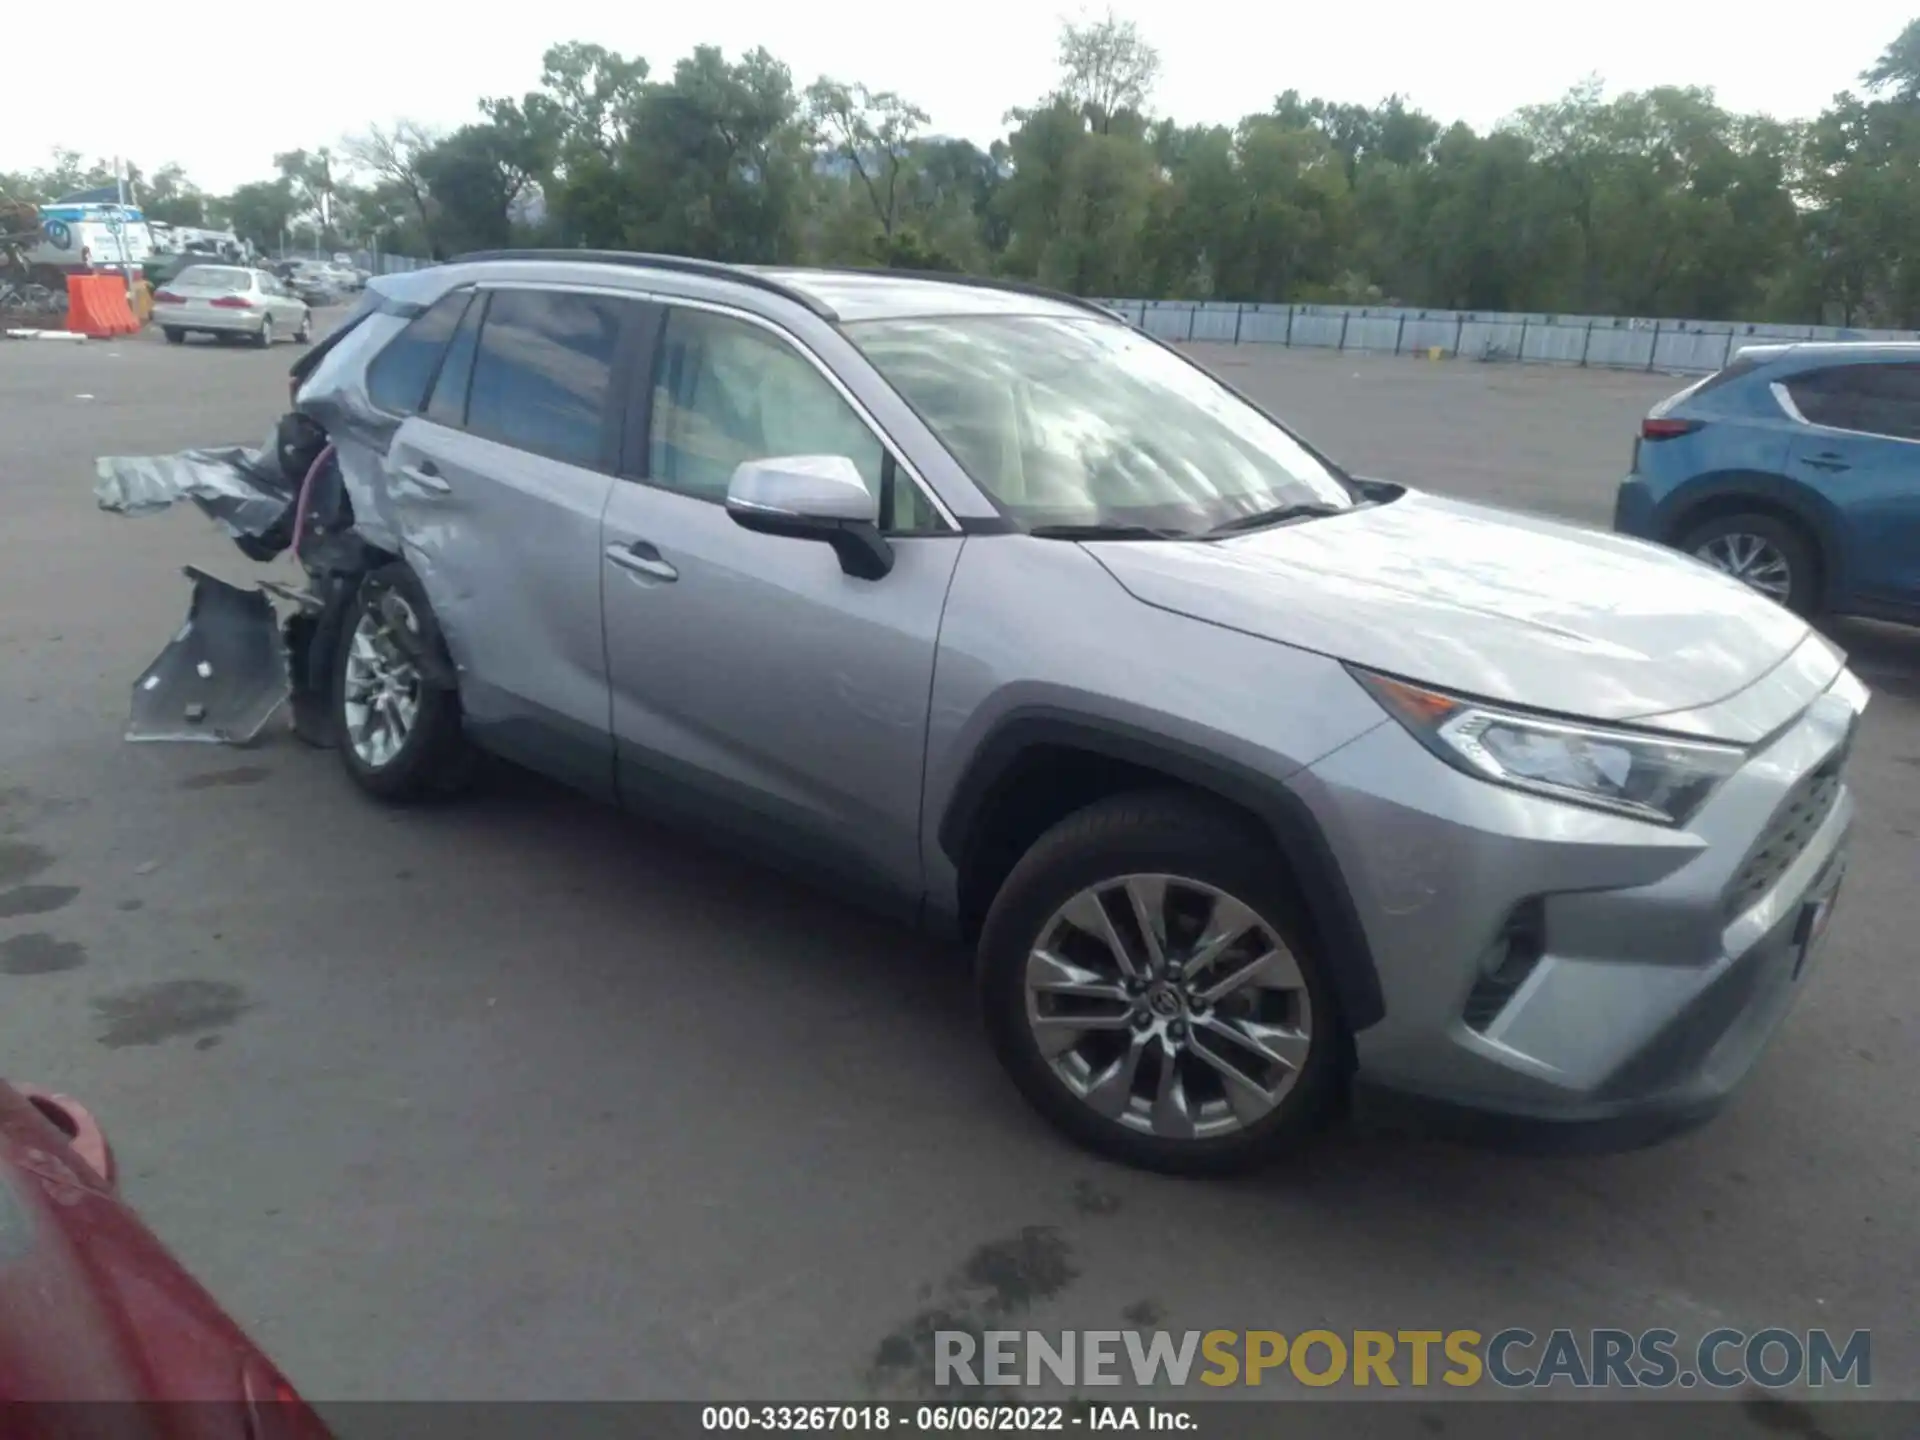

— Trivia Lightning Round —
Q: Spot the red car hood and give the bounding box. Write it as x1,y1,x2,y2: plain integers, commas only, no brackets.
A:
0,1083,327,1437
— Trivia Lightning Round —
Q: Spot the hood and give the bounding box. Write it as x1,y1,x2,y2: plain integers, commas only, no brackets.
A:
1084,490,1813,726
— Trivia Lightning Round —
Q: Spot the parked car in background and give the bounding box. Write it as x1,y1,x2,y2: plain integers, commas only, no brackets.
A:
1615,343,1920,624
0,1080,332,1427
154,265,312,346
279,261,341,307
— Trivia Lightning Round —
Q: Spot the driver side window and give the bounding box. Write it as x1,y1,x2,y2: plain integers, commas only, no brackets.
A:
647,307,937,531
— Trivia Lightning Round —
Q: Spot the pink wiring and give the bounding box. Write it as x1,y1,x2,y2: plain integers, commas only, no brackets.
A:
289,443,336,556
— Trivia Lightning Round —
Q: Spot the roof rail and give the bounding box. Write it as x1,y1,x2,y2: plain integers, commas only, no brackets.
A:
446,249,839,320
808,266,1128,322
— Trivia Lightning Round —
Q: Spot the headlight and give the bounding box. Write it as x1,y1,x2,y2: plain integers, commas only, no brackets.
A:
1351,668,1746,826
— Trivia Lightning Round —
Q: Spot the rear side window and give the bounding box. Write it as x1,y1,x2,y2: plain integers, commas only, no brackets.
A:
366,290,471,415
1783,363,1920,439
464,289,627,469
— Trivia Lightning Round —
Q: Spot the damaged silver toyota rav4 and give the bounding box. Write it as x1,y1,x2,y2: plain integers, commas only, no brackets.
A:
99,253,1867,1174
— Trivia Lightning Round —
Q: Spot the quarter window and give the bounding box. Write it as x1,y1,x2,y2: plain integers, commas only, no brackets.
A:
366,290,471,415
464,289,627,469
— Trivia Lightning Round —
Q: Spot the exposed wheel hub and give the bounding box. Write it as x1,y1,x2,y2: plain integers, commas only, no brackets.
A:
341,593,424,770
1145,985,1183,1019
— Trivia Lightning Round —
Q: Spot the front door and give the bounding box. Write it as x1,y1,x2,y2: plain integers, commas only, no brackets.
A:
599,302,963,912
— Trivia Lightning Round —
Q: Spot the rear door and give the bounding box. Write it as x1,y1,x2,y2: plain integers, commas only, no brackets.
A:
380,284,645,797
1782,362,1920,613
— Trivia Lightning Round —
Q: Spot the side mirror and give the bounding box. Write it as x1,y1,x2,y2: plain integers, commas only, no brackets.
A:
725,455,893,580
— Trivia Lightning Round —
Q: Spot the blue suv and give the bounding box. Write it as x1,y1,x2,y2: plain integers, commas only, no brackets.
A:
1615,343,1920,622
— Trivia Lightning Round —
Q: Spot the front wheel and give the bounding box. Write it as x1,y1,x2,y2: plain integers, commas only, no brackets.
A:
977,792,1346,1175
331,564,474,802
1680,511,1818,616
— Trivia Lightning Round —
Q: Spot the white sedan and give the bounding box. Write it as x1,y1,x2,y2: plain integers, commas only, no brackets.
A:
153,265,313,347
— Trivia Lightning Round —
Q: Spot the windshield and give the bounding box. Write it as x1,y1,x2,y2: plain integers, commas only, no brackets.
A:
847,314,1353,533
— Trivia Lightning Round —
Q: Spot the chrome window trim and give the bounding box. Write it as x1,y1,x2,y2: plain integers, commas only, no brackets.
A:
474,279,961,533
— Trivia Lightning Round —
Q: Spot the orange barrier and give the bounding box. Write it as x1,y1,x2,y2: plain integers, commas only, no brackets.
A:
65,274,141,338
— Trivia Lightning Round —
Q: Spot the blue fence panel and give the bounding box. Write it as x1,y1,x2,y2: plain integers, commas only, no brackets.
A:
1458,320,1527,359
1584,328,1658,369
1400,318,1458,354
1289,313,1347,348
1140,303,1194,340
1238,307,1292,343
1653,328,1735,373
1344,316,1402,352
1188,304,1241,341
1521,323,1590,366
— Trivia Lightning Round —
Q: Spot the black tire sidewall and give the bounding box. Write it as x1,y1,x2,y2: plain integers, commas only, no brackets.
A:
331,564,469,801
1681,511,1819,616
978,795,1346,1175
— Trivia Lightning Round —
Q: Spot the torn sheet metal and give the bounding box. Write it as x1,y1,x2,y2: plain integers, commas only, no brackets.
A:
95,435,296,540
128,567,289,745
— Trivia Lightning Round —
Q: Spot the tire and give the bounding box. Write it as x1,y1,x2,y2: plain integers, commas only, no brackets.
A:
1679,510,1819,616
253,316,274,348
977,790,1346,1175
163,327,184,344
331,563,475,802
295,309,313,344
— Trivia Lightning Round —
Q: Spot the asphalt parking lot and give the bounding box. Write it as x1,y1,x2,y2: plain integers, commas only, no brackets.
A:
1,322,1917,1412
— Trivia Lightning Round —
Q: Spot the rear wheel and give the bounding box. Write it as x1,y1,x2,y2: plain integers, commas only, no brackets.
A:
295,309,313,343
163,327,184,344
253,316,274,348
331,564,474,802
977,791,1345,1175
1680,511,1818,616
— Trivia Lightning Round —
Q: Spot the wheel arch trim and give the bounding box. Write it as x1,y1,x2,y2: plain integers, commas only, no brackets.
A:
1661,473,1843,606
938,708,1386,1032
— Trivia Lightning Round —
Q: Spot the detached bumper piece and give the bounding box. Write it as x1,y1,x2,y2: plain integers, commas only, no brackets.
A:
128,567,290,745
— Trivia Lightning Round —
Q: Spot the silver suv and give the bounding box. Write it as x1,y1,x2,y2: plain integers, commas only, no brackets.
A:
116,253,1867,1174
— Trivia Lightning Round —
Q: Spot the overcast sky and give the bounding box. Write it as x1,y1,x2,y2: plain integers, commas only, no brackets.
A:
6,0,1914,195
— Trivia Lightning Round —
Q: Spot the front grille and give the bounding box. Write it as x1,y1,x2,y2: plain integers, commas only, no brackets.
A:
1722,760,1844,920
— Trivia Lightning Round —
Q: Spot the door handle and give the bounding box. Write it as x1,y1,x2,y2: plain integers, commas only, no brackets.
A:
1804,454,1851,473
605,540,678,582
398,459,451,494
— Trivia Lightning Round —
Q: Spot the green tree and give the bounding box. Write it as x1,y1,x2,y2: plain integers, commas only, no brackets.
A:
223,179,301,253
416,122,549,254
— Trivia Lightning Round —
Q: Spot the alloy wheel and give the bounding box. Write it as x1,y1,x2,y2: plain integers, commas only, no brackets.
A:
1024,874,1315,1140
1695,531,1792,603
342,593,424,769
